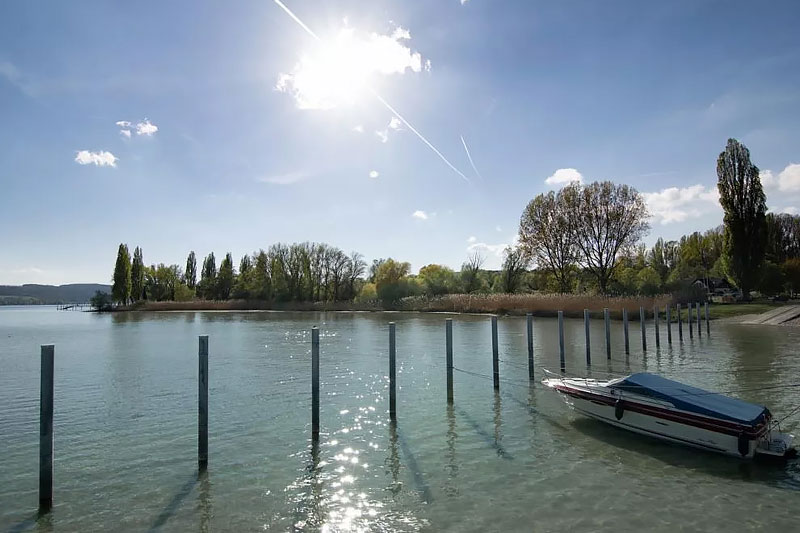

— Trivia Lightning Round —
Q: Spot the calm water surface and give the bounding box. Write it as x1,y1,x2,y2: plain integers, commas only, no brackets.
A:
1,306,799,532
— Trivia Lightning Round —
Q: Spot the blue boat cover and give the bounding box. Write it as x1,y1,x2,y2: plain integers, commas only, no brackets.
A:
610,373,768,426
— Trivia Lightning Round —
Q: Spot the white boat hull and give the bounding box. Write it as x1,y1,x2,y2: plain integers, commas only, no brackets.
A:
543,375,794,460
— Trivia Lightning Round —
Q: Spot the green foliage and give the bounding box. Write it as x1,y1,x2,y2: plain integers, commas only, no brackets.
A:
374,258,415,304
112,243,131,304
717,138,767,299
460,252,485,293
418,264,459,296
185,251,197,289
145,263,182,301
90,290,113,311
782,258,800,296
173,283,195,302
757,261,785,297
216,252,234,299
636,266,662,295
198,252,217,299
131,246,144,302
355,282,377,302
499,246,529,293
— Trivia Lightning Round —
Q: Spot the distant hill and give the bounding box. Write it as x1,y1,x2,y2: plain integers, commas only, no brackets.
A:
0,284,111,305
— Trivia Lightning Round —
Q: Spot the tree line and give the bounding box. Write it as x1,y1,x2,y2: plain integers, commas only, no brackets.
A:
106,138,799,307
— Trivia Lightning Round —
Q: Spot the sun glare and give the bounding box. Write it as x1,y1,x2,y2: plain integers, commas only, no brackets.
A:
277,27,425,110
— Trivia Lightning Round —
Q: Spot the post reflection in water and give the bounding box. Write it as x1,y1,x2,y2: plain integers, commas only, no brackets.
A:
444,404,458,497
198,469,211,533
493,393,503,459
387,422,401,495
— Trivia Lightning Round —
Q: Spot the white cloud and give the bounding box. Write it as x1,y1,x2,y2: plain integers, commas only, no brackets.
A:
467,236,477,243
545,168,583,186
375,129,389,143
495,225,502,232
388,116,402,130
135,119,158,136
642,184,720,225
460,0,470,5
115,120,131,128
353,125,364,133
412,210,428,220
762,163,800,192
120,129,131,138
778,206,799,215
0,61,20,83
74,150,118,167
257,172,309,185
276,26,428,110
369,170,379,178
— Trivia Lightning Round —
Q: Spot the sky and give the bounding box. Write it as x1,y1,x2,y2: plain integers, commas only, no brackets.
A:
1,0,799,285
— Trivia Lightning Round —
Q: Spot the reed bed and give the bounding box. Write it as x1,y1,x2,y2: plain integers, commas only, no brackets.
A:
119,294,670,319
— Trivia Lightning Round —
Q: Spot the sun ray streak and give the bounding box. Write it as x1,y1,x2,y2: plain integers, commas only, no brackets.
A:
460,135,484,181
273,0,470,183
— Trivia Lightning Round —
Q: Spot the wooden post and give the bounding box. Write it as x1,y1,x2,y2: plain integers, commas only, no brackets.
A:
654,306,660,348
696,301,702,337
526,313,534,381
623,309,629,354
604,308,611,360
677,303,683,341
389,322,396,421
39,344,54,509
640,307,647,352
666,305,672,344
446,319,453,404
491,316,499,390
312,327,320,441
558,311,565,373
198,336,208,469
705,301,710,334
583,309,591,365
688,302,694,339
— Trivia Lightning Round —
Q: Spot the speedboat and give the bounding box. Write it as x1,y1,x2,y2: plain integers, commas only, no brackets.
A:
542,371,796,459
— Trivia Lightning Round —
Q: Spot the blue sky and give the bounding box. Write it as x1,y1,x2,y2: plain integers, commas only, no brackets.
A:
1,0,799,285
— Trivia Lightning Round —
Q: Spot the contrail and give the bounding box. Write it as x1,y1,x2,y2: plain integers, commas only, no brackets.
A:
460,135,483,181
273,0,469,183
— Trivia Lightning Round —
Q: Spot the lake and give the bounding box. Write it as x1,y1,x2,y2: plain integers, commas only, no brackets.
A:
1,306,799,532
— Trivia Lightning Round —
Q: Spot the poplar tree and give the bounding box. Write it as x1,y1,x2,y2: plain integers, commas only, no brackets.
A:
216,252,235,299
199,252,216,299
716,139,767,299
131,246,144,301
112,243,132,304
185,251,197,289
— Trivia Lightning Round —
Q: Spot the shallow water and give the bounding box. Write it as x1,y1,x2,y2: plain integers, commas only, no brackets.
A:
1,306,799,532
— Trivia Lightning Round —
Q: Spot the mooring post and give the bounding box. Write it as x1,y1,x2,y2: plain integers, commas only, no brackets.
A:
526,313,534,381
640,307,647,351
583,309,591,365
696,301,702,337
677,303,683,340
198,335,209,468
311,327,320,441
39,344,54,510
666,305,672,344
623,308,629,354
705,301,710,334
491,316,499,390
604,308,611,360
446,319,453,403
654,306,660,348
389,322,396,421
688,302,694,339
558,311,565,373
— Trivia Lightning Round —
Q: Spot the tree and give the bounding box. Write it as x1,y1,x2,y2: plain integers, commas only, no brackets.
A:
374,258,413,304
782,258,800,297
198,252,217,299
131,246,145,302
765,213,800,263
518,189,577,293
717,138,767,300
460,252,485,293
112,243,131,305
418,264,459,296
499,246,529,293
145,263,182,301
90,291,113,311
757,261,784,297
216,253,234,299
185,251,197,289
568,181,650,293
